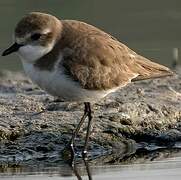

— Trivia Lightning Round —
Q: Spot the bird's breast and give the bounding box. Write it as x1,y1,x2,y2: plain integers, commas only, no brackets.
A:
22,61,113,102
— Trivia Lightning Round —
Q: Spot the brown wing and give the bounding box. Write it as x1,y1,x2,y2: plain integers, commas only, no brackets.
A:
61,20,173,90
131,54,173,81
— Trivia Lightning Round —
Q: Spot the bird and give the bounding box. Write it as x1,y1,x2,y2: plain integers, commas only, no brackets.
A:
2,12,173,158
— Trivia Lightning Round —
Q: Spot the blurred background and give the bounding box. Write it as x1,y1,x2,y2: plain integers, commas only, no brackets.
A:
0,0,181,71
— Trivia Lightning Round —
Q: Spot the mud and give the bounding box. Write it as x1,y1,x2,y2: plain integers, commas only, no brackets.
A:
0,67,180,166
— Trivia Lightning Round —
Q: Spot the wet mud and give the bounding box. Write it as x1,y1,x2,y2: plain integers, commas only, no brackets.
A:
0,67,180,166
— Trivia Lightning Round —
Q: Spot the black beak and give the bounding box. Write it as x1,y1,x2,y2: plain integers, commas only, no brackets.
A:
2,42,23,56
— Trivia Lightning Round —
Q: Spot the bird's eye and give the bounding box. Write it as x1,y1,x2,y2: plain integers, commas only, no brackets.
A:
31,33,41,41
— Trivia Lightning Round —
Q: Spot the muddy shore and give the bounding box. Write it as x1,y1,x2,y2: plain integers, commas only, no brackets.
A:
0,67,180,166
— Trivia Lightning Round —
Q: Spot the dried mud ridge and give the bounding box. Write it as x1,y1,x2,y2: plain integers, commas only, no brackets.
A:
0,67,181,166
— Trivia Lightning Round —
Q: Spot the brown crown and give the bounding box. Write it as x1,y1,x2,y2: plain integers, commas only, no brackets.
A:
15,12,62,38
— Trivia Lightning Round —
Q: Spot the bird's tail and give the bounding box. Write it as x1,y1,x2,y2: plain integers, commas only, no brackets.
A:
132,55,174,81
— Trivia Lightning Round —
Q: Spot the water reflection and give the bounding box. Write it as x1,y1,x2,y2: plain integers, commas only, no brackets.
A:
72,159,92,180
63,147,181,180
1,148,181,179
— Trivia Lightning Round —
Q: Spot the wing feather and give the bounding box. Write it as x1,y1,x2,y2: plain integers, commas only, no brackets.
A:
60,20,172,90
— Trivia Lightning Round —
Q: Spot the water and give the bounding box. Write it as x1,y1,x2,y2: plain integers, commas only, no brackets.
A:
0,0,181,179
1,154,181,180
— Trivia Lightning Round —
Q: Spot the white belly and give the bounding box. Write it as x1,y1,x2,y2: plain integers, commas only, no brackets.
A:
22,61,115,102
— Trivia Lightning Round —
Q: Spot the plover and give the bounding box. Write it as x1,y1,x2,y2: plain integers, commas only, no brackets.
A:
2,12,173,157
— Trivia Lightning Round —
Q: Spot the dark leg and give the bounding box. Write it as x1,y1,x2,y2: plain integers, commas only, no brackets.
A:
68,102,90,160
70,102,90,145
82,102,93,157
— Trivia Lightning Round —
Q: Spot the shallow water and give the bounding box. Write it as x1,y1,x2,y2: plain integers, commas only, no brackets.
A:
1,154,181,180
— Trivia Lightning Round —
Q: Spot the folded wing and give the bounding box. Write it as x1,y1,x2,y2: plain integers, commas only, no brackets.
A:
61,20,173,90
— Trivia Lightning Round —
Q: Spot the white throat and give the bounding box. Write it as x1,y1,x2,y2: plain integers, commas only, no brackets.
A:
18,44,53,63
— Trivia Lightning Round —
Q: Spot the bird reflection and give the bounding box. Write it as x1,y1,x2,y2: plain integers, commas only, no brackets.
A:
71,158,93,180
